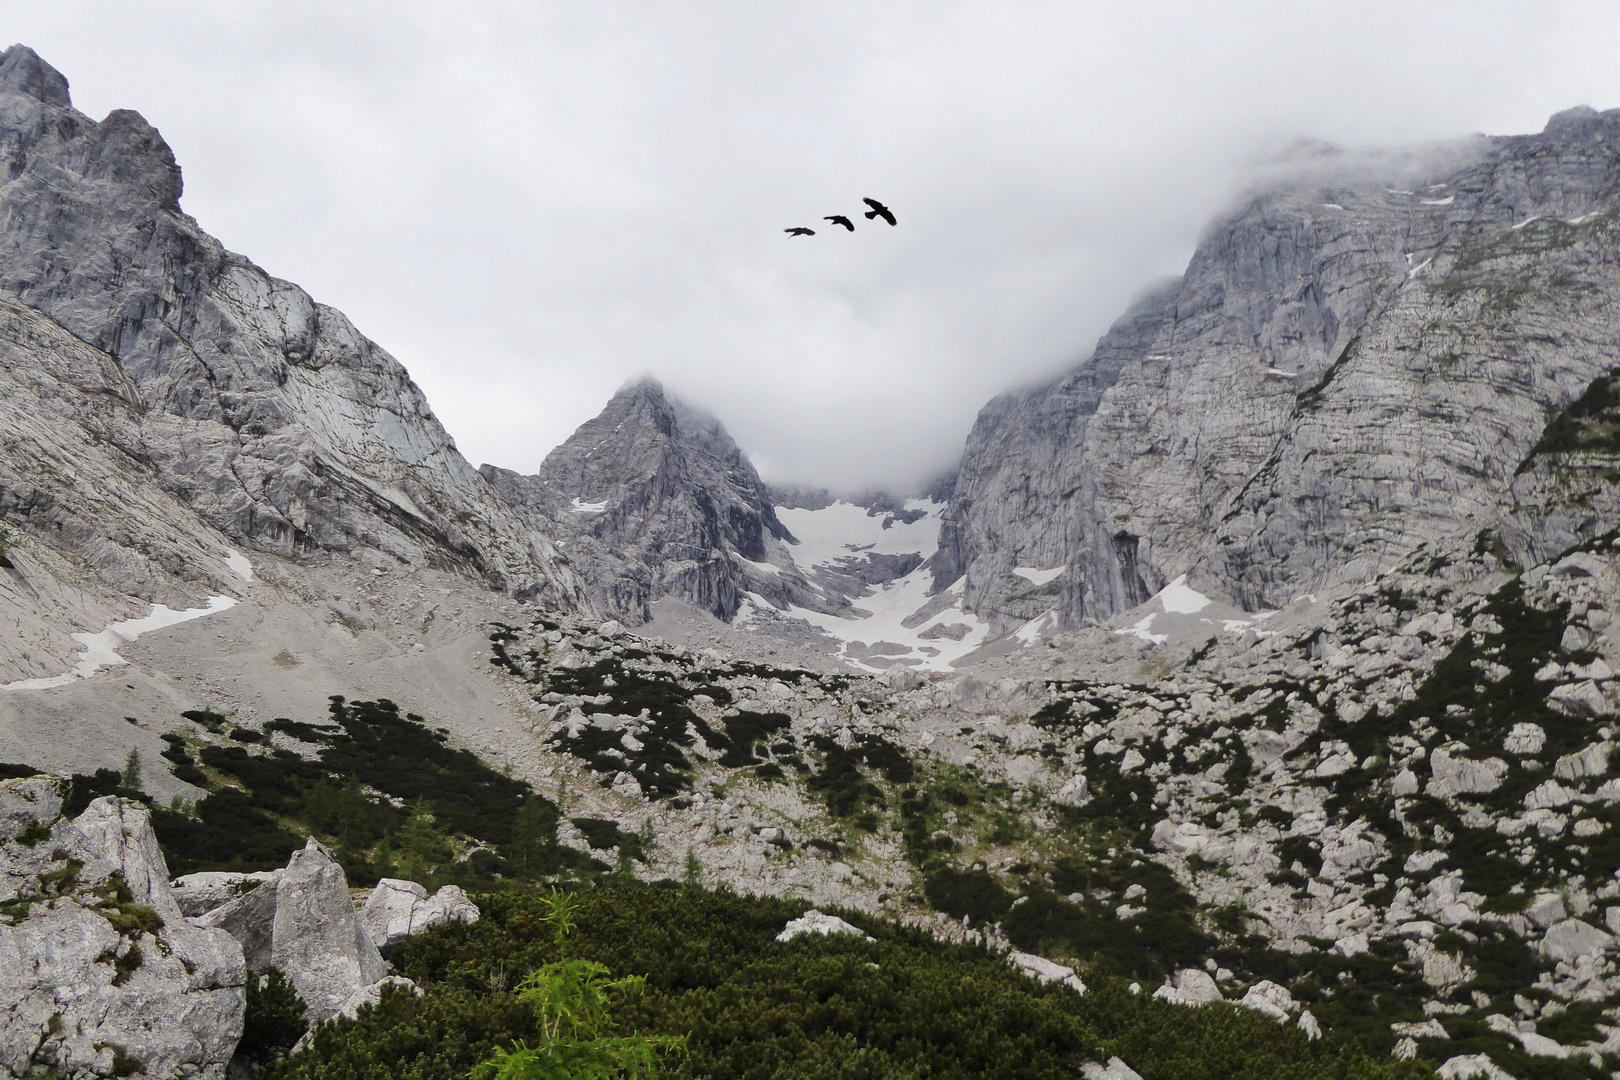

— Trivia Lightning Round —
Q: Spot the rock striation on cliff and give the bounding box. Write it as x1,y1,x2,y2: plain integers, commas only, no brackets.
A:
483,377,829,622
0,45,587,623
938,106,1620,633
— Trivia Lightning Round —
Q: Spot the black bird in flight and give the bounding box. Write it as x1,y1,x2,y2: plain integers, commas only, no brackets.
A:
862,197,897,226
824,215,855,232
785,227,815,237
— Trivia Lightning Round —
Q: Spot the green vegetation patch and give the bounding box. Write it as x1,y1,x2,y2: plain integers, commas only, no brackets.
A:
265,885,1432,1080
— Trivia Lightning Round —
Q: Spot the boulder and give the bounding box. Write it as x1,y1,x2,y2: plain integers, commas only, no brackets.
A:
0,781,246,1080
1539,918,1615,961
1437,1054,1517,1080
1080,1057,1144,1080
358,878,481,953
1427,748,1507,797
1151,968,1223,1006
172,869,284,918
1237,979,1298,1022
1553,742,1612,781
1549,681,1611,718
776,909,874,943
1008,951,1087,994
270,839,390,1019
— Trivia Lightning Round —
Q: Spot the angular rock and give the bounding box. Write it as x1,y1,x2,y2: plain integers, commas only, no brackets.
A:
1080,1057,1144,1080
0,781,245,1080
1152,967,1223,1006
358,878,480,953
1008,951,1087,994
775,909,874,943
1237,979,1299,1021
1539,918,1615,961
270,838,389,1019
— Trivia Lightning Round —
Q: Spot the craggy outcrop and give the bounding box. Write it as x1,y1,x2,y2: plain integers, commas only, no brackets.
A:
0,780,245,1079
0,44,588,627
941,107,1620,631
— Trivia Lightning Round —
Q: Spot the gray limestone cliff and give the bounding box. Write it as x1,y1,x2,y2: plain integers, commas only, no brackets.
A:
939,106,1620,632
482,378,831,622
0,45,587,619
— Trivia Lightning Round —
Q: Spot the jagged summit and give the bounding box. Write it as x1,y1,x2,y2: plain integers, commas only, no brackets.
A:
482,376,821,623
0,44,71,108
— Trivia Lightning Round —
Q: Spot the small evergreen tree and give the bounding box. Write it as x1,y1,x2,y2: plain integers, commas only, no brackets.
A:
122,748,143,793
471,890,685,1080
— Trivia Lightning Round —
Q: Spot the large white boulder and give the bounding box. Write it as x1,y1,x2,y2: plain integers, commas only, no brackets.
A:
1237,979,1298,1022
1152,968,1223,1006
1539,918,1615,961
270,838,390,1019
776,909,874,943
359,878,481,953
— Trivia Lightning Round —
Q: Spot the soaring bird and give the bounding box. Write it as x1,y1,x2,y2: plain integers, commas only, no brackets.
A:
785,227,815,237
862,197,897,226
824,215,855,232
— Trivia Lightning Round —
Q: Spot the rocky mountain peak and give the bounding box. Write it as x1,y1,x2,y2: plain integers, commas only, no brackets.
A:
0,44,71,108
481,376,809,622
937,106,1620,637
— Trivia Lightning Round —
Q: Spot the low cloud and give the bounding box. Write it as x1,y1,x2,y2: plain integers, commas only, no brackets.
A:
11,1,1620,492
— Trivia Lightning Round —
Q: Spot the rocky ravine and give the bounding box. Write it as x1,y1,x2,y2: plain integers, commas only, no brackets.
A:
939,106,1620,636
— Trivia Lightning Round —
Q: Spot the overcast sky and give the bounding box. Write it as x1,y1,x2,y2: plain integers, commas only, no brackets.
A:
7,2,1620,492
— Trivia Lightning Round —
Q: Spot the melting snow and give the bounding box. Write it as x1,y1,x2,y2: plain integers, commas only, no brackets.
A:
742,559,782,576
1012,566,1065,587
1321,203,1345,210
1420,195,1455,206
224,548,254,582
3,596,240,691
1512,216,1543,230
1156,575,1212,614
1014,610,1060,644
1118,614,1168,646
570,498,608,513
1265,368,1297,378
758,500,990,671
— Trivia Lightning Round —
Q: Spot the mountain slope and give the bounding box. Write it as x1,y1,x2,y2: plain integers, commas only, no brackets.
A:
939,107,1620,635
0,44,587,628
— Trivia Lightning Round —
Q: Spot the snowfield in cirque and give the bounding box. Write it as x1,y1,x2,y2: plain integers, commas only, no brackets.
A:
744,500,992,671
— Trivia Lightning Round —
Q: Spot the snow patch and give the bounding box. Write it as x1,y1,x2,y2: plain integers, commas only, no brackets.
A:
224,548,254,582
570,498,608,513
1265,368,1297,378
1156,575,1212,614
1117,614,1167,646
1012,566,1065,587
3,596,240,691
742,559,782,576
1512,215,1542,230
1420,195,1455,206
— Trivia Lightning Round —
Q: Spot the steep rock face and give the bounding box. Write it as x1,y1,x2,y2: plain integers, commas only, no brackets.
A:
0,46,586,611
942,107,1620,631
484,378,824,622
